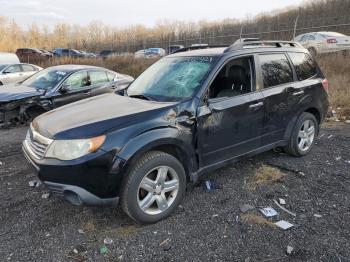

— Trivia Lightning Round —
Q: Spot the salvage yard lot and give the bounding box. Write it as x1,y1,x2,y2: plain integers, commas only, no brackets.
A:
1,122,350,262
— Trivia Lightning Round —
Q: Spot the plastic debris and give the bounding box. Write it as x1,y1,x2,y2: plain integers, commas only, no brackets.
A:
100,245,109,254
345,120,350,124
275,220,294,230
41,193,50,199
78,229,84,234
335,156,341,161
202,179,219,192
273,199,296,217
159,238,171,247
29,180,41,188
279,198,286,205
73,245,86,254
0,161,3,165
260,207,278,217
103,237,113,245
240,204,255,213
314,214,322,218
328,135,333,139
212,214,219,218
287,246,294,255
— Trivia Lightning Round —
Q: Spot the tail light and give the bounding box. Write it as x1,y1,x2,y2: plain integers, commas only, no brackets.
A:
322,79,329,93
327,38,337,44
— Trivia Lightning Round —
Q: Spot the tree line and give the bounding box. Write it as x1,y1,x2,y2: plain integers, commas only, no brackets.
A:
1,0,350,53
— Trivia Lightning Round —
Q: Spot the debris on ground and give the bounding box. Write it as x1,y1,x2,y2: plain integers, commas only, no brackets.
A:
249,165,285,190
202,179,220,192
159,238,172,251
273,199,296,217
212,214,219,218
83,222,96,232
241,214,276,227
314,214,322,218
41,193,50,199
159,238,171,247
103,237,113,245
78,229,84,234
73,245,87,254
335,156,341,161
29,180,41,188
240,204,255,213
278,198,286,205
100,245,109,254
286,246,294,255
275,220,294,230
260,207,278,217
0,161,3,165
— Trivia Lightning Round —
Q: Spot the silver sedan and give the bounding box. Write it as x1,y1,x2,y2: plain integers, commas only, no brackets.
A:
0,63,43,85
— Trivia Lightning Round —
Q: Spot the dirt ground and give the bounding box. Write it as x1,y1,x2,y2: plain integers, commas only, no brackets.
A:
0,122,349,262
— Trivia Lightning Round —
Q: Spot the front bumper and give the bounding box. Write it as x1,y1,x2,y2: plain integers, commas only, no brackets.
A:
43,181,119,206
22,143,126,206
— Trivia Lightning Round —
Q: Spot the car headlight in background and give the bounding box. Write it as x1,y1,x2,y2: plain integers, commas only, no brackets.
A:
45,135,106,160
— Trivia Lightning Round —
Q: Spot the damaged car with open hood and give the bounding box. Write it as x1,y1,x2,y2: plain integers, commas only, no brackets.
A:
0,65,134,125
22,41,329,224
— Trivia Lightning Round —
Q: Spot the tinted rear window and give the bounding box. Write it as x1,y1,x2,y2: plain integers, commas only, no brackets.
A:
259,54,293,88
288,52,317,81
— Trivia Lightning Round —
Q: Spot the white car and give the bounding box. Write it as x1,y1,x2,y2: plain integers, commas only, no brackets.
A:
0,63,43,85
294,31,350,56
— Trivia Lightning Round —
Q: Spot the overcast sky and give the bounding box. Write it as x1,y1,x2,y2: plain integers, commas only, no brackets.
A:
0,0,305,28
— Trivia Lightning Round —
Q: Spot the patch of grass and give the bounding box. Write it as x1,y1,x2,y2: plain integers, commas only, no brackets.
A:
317,53,350,118
248,165,285,190
241,213,276,227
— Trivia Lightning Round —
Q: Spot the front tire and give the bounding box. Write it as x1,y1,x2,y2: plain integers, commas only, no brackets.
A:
121,151,186,224
284,112,319,157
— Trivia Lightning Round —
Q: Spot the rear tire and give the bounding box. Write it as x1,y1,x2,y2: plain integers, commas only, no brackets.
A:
121,151,186,224
284,112,319,157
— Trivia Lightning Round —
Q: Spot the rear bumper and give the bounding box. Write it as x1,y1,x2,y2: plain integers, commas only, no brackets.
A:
43,181,119,206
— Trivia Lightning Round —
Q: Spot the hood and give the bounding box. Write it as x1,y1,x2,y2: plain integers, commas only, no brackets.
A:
33,93,176,139
0,83,44,102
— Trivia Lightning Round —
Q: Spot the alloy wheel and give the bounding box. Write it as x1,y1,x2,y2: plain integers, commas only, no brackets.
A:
137,166,179,215
297,119,315,152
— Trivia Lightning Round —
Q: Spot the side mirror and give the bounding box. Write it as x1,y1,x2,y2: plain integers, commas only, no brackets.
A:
60,84,71,93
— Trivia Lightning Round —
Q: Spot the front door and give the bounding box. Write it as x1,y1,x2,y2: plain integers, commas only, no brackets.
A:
52,70,91,108
197,55,265,167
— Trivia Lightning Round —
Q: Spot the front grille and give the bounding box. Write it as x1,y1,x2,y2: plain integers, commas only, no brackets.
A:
24,125,53,160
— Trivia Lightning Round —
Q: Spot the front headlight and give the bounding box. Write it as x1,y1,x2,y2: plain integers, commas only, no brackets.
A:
45,135,106,160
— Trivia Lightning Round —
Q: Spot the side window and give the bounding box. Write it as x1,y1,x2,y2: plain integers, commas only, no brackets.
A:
89,70,108,85
209,56,254,99
63,71,89,90
308,35,315,41
106,71,116,81
5,65,21,73
22,65,36,72
288,52,317,81
300,35,308,42
259,54,293,88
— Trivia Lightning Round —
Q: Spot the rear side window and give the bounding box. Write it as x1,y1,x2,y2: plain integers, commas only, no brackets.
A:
5,65,22,73
106,71,116,81
288,52,317,81
89,70,108,84
259,54,293,88
22,65,36,72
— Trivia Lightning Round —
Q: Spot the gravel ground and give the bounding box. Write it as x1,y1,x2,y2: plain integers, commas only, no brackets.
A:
0,122,349,262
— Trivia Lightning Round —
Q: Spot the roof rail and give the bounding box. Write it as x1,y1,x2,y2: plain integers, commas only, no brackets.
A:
224,41,303,53
172,45,228,54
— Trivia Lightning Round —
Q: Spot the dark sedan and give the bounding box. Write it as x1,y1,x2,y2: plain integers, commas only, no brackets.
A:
0,65,134,124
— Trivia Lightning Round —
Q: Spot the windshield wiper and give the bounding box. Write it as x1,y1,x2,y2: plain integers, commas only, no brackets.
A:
128,94,156,101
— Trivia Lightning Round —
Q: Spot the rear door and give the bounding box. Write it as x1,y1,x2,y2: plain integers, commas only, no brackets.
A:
88,70,115,96
52,70,91,108
257,53,295,145
20,64,38,81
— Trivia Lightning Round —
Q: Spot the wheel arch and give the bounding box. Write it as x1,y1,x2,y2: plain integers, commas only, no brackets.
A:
117,128,198,183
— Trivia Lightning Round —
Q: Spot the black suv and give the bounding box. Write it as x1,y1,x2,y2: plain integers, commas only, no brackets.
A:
22,41,329,224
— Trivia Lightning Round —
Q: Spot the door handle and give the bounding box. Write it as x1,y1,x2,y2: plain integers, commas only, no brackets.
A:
83,91,90,95
249,102,264,109
293,90,304,96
